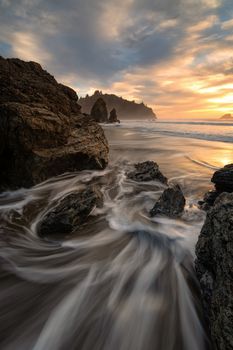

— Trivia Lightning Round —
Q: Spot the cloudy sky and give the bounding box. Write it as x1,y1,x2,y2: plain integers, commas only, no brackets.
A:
0,0,233,118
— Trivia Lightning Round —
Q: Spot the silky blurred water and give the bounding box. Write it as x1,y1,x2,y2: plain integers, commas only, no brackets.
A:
0,121,232,350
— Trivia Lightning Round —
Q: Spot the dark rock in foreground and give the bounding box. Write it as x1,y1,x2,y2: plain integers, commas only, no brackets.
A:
90,97,108,123
38,186,103,236
212,164,233,192
195,192,233,350
0,56,109,190
0,56,81,116
127,161,168,184
198,190,220,211
150,184,186,218
200,164,233,210
108,108,120,123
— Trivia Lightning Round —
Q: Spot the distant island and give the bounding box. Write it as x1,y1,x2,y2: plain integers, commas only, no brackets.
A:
220,113,233,120
79,90,157,120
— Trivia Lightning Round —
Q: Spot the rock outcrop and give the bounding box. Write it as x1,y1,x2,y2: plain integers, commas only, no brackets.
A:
0,56,109,190
0,56,81,116
150,184,185,218
212,163,233,192
200,164,233,210
195,192,233,350
108,108,120,123
79,90,156,120
127,161,168,184
90,97,108,123
38,186,103,236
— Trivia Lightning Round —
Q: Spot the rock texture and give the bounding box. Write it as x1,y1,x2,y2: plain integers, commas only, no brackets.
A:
195,192,233,350
0,56,109,189
127,161,168,184
200,164,233,210
90,97,108,123
212,164,233,192
108,108,120,123
0,56,81,115
38,186,103,236
150,184,186,218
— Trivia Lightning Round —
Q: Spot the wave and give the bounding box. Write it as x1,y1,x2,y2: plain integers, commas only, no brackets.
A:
0,161,209,350
155,120,233,127
115,123,233,143
151,129,233,143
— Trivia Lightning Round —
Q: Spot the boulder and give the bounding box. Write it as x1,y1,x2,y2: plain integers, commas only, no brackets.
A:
211,164,233,192
38,186,103,236
90,98,108,123
200,164,233,210
0,57,109,190
195,192,233,350
108,108,120,123
127,161,168,184
198,190,220,211
0,56,81,116
150,184,186,218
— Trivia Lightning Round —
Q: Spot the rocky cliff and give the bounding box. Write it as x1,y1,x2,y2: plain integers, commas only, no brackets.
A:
0,57,109,190
196,165,233,350
79,90,156,120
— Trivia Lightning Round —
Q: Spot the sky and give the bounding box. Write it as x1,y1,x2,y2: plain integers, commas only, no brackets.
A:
0,0,233,119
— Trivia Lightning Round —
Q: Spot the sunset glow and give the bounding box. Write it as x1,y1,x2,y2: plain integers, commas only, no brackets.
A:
0,0,232,119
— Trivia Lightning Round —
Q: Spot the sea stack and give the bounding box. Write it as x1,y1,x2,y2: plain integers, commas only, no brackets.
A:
108,108,120,123
90,97,108,123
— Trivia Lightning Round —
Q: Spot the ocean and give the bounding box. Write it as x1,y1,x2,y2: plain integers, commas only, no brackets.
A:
0,120,232,350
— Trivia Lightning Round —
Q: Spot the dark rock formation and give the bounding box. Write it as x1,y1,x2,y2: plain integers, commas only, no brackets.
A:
195,192,233,350
212,164,233,192
198,190,220,211
150,184,186,218
90,97,108,123
108,108,120,123
0,56,81,115
199,164,233,210
0,56,109,190
127,161,167,184
38,186,103,236
79,90,156,120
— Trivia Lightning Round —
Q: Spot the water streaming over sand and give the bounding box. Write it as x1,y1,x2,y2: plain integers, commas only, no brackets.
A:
0,120,232,350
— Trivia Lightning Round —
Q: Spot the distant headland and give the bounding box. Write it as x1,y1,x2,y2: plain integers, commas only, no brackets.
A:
220,113,233,120
79,90,157,120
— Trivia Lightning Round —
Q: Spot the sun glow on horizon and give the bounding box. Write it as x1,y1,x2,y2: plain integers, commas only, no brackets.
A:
2,0,233,120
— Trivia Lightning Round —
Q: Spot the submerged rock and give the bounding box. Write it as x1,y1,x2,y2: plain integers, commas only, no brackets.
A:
38,186,103,236
0,56,109,190
90,98,108,123
127,161,168,184
108,108,120,123
150,184,186,218
195,192,233,350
